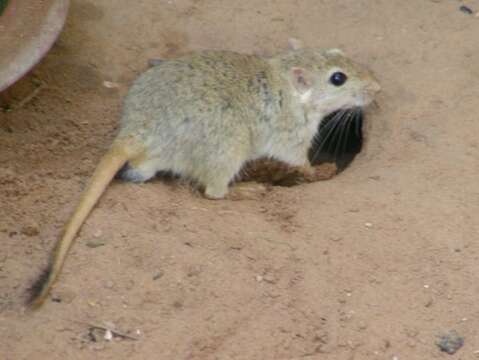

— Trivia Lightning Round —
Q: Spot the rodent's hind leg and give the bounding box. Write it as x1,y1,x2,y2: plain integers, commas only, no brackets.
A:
116,161,157,183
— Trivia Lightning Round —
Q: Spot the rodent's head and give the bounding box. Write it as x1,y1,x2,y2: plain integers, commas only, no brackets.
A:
284,48,380,116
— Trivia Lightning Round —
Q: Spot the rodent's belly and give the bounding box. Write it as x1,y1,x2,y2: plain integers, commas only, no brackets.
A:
253,124,316,167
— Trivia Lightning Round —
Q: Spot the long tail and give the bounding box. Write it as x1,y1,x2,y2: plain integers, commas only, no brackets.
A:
27,141,138,309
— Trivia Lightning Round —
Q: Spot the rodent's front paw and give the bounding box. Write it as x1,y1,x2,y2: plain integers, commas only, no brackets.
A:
227,182,269,201
302,163,337,182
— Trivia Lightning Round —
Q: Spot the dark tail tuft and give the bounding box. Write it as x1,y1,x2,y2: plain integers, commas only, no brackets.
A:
26,262,53,308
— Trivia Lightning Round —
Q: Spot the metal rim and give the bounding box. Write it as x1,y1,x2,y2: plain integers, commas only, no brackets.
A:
0,0,70,92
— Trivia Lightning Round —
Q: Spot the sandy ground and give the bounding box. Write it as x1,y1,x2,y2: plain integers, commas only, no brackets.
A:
1,0,479,359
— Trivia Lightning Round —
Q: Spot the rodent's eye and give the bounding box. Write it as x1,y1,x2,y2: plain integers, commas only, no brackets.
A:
330,72,347,86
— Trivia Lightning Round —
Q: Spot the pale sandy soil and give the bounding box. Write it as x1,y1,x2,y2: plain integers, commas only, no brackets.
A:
1,1,479,359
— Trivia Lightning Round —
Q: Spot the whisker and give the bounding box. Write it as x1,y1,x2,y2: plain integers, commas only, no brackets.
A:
314,109,347,147
337,113,355,170
309,107,365,173
353,109,363,138
332,110,352,159
341,113,355,153
312,110,344,145
310,110,345,162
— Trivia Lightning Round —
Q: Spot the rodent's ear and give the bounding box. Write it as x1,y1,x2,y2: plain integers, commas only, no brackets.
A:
288,38,304,51
290,67,312,93
327,48,345,56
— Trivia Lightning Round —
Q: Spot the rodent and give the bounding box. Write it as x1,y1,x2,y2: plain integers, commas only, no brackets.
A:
27,40,380,308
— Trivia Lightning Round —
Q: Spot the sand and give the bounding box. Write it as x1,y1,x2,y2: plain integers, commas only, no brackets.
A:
1,0,478,359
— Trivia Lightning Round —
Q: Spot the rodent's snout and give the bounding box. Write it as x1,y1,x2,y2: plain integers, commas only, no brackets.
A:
356,79,381,107
367,80,381,93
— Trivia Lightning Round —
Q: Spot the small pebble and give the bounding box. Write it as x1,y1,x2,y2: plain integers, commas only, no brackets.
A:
21,224,39,237
436,330,464,354
460,5,473,14
148,58,164,67
86,240,105,248
153,271,164,280
104,329,113,341
358,322,368,330
364,222,373,228
256,275,263,282
102,81,119,89
263,274,276,283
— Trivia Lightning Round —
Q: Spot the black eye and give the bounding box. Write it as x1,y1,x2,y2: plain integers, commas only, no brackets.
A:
330,72,347,86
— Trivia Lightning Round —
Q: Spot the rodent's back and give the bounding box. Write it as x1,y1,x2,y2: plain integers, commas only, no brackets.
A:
118,51,284,143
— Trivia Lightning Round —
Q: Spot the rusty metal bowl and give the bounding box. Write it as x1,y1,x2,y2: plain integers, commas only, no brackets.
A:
0,0,70,92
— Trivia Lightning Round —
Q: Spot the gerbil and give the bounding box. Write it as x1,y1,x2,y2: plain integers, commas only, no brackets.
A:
28,40,380,308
